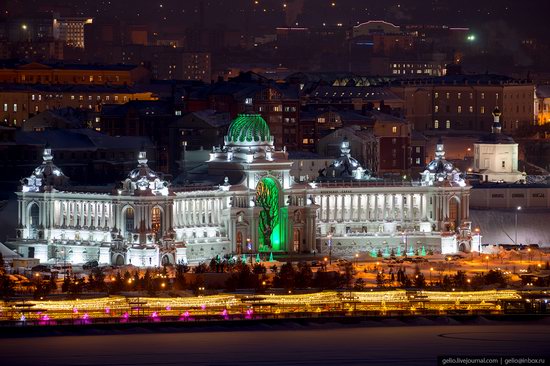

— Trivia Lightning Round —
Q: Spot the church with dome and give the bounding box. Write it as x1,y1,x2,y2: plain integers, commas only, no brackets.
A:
8,114,476,266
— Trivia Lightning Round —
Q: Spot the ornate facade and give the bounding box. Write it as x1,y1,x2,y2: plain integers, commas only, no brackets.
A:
8,114,474,266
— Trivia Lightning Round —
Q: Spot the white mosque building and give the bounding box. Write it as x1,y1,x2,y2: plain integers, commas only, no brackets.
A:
8,114,476,266
472,108,525,183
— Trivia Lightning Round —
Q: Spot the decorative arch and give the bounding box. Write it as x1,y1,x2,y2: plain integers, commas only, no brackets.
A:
122,205,135,234
293,228,301,252
112,253,125,266
236,231,243,254
161,254,174,266
151,205,164,237
27,202,40,229
448,196,460,231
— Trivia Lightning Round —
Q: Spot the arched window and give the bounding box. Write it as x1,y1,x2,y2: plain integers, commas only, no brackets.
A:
152,207,162,236
29,203,39,228
293,229,301,252
125,207,134,233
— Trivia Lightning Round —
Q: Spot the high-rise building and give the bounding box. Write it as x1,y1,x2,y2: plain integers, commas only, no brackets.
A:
53,17,93,49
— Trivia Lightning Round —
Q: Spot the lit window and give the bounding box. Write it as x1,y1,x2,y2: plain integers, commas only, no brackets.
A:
446,120,451,129
3,103,7,112
435,92,439,99
481,93,485,99
481,106,485,114
458,106,462,113
469,106,473,113
434,120,439,129
302,138,309,144
446,93,450,99
434,105,439,113
457,93,461,99
392,126,397,133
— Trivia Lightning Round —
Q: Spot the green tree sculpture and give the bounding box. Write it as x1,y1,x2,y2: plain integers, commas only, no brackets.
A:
256,177,279,250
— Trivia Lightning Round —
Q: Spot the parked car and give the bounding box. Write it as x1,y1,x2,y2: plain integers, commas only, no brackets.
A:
83,260,99,270
335,259,349,266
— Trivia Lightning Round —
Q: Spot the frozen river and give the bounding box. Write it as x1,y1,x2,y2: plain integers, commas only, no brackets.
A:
1,320,549,365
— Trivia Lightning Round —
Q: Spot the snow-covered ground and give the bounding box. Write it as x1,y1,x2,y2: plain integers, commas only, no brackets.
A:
1,322,549,366
470,209,550,246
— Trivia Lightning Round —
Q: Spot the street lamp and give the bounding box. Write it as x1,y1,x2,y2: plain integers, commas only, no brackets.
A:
485,255,489,270
327,233,333,265
429,267,434,285
515,206,522,247
355,253,359,267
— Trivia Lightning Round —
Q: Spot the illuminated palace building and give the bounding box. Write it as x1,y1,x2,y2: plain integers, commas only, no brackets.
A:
8,115,477,266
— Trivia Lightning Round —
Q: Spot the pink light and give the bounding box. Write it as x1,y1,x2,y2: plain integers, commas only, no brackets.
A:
221,309,228,316
179,311,190,321
82,313,89,320
39,314,51,325
121,312,129,322
165,306,171,311
201,304,206,310
105,307,110,314
73,307,78,314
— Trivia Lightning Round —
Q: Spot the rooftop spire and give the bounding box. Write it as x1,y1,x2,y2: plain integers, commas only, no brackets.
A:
137,150,148,165
43,143,53,163
435,137,445,160
340,137,351,157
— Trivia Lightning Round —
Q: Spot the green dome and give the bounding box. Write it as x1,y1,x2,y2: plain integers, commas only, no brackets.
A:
227,114,271,143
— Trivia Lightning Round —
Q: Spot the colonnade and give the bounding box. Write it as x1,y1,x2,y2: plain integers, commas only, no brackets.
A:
173,197,225,227
315,192,429,223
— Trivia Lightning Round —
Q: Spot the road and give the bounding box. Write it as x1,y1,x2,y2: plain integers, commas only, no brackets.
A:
1,321,549,365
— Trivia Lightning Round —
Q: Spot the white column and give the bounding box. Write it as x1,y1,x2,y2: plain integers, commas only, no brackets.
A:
365,194,370,221
340,194,345,222
419,194,424,220
357,194,362,222
409,194,413,221
325,195,330,222
382,193,388,221
374,193,379,221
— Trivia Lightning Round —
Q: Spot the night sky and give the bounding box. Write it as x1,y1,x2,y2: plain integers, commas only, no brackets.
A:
2,0,549,39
